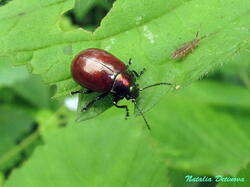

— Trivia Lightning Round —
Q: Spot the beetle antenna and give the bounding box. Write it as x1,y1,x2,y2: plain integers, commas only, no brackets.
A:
140,83,173,91
132,100,151,130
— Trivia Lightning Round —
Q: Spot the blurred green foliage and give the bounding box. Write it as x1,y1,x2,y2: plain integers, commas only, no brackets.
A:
0,0,249,187
0,0,10,7
0,0,249,121
67,0,115,31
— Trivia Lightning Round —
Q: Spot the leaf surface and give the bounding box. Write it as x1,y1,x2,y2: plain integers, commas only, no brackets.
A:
0,106,34,171
4,116,168,187
148,81,250,175
217,163,250,187
0,57,28,87
0,0,249,120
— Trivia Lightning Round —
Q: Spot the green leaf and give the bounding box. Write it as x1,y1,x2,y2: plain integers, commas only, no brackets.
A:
0,106,34,171
0,59,53,109
5,116,168,187
76,92,113,121
0,57,28,87
147,82,250,175
167,168,198,187
72,0,112,23
0,0,10,7
0,0,249,120
217,163,250,187
11,75,52,109
180,80,250,108
35,107,73,137
218,44,250,88
0,172,3,187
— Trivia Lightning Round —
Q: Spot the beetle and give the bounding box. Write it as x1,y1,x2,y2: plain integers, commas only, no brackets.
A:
71,48,173,130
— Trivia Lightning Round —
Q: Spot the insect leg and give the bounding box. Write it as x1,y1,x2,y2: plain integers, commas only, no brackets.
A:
127,58,146,79
133,68,146,77
128,58,132,66
81,92,108,112
113,101,129,119
71,89,93,95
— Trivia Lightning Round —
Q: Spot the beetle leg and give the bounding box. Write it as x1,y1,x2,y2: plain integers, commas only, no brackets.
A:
71,89,93,95
127,58,146,78
128,58,132,66
126,58,132,69
132,68,146,78
138,68,146,76
132,70,139,77
113,101,129,119
81,92,108,112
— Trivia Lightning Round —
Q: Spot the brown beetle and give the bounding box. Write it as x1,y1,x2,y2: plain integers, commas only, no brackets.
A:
71,48,174,130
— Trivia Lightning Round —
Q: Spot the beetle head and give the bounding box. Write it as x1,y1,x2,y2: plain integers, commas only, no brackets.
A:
126,84,139,100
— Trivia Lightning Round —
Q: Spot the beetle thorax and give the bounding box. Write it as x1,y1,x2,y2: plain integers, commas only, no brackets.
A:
111,72,139,100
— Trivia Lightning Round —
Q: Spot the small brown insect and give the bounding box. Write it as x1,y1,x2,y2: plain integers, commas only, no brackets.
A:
171,32,206,60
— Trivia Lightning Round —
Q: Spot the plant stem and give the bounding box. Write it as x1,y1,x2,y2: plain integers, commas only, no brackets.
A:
0,131,40,166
